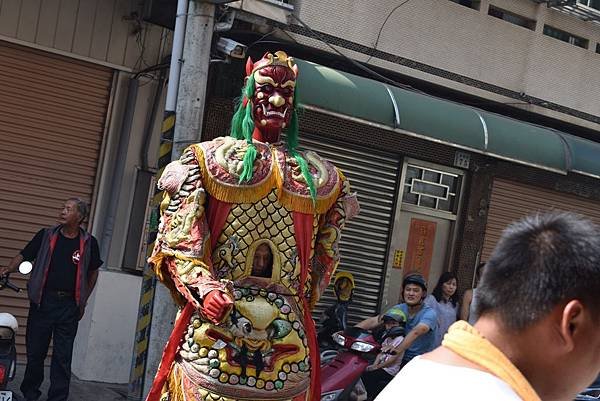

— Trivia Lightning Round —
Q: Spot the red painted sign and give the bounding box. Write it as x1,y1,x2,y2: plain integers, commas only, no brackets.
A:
403,218,437,281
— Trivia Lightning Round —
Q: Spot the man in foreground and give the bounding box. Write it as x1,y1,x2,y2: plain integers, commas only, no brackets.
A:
377,212,600,401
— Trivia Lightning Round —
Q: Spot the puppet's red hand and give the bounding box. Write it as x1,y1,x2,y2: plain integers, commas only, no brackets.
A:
202,290,233,323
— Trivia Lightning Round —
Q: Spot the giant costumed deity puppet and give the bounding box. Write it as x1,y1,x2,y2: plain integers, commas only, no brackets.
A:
146,51,359,401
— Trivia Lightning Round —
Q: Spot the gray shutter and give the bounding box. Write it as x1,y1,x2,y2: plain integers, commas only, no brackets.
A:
482,178,600,261
297,133,400,326
0,41,112,361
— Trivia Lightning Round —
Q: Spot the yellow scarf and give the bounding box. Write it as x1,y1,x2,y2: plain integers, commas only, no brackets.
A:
442,321,541,401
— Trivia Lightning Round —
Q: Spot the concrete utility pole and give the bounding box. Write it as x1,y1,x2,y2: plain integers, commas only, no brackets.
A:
173,1,216,157
140,1,216,399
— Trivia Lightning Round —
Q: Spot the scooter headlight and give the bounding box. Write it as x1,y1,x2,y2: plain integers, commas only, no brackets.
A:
321,390,343,401
350,341,375,353
578,388,600,399
332,332,346,347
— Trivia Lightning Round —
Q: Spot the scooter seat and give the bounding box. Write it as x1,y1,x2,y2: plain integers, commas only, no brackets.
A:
0,313,18,332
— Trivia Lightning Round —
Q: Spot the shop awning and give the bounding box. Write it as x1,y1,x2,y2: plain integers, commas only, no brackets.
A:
562,135,600,179
295,59,600,178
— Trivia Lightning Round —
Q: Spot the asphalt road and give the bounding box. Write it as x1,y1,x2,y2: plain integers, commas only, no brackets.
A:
6,364,128,401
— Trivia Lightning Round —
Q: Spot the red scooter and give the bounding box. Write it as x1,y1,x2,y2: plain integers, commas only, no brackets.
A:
320,326,381,401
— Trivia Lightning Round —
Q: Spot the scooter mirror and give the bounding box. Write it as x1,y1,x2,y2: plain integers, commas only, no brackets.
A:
19,261,33,275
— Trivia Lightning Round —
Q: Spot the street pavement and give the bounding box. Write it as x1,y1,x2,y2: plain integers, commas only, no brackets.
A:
7,364,128,401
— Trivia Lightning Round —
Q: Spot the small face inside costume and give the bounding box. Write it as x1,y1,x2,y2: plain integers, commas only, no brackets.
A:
252,65,296,133
252,243,273,278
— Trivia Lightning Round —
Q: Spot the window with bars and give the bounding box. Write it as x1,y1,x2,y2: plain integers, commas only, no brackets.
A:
543,25,589,49
402,165,461,214
578,0,600,11
261,0,294,9
488,5,536,30
449,0,481,10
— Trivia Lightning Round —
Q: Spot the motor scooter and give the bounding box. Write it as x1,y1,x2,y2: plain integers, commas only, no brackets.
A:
320,326,381,401
0,261,33,401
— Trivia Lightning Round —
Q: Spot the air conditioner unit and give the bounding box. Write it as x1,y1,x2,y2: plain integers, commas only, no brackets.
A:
143,0,177,29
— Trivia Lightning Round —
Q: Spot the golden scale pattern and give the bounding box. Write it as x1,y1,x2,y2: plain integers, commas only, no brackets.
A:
212,190,312,292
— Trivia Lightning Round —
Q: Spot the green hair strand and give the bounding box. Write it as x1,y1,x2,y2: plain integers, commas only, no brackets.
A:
285,87,317,201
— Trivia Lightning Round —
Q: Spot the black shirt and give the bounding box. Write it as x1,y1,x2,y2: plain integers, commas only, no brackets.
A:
21,229,102,293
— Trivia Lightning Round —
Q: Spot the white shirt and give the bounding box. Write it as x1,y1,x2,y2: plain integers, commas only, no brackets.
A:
379,335,404,376
375,356,523,401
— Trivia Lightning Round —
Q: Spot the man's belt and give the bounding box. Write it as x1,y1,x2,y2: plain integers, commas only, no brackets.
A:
47,290,74,298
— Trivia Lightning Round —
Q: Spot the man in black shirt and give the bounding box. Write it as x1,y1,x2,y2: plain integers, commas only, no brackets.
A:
0,198,102,401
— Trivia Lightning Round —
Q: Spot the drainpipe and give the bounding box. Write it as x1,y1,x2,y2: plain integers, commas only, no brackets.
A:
172,1,216,157
129,0,218,399
142,3,216,398
98,77,139,264
128,0,189,398
165,0,189,113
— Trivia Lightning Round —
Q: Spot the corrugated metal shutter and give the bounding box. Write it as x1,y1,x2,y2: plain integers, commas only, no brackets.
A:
297,133,401,326
0,41,112,362
482,178,600,261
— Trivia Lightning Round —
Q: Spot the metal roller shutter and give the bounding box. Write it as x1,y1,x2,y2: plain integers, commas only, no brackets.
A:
297,133,401,326
0,41,113,361
482,178,600,261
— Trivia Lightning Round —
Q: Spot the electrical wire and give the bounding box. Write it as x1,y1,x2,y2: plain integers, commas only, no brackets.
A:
246,30,280,51
289,13,416,91
134,27,151,70
366,0,412,63
133,62,170,79
245,27,298,52
141,67,167,170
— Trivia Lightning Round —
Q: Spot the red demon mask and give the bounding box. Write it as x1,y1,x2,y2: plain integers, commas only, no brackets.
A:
246,51,298,142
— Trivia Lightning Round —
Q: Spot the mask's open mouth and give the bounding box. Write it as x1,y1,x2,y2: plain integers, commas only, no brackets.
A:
261,104,288,119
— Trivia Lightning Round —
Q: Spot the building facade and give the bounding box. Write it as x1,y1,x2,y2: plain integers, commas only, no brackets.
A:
214,0,600,321
2,0,600,395
0,0,171,384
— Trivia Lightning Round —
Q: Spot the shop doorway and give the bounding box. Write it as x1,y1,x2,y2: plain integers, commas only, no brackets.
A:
382,159,465,310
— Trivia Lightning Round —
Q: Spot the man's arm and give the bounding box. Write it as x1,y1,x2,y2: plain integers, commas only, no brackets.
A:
460,289,473,321
377,323,431,369
79,269,99,320
86,270,99,302
0,254,23,276
0,229,44,276
355,314,382,330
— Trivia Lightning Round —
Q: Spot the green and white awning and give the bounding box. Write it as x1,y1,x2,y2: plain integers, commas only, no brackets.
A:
295,59,600,179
